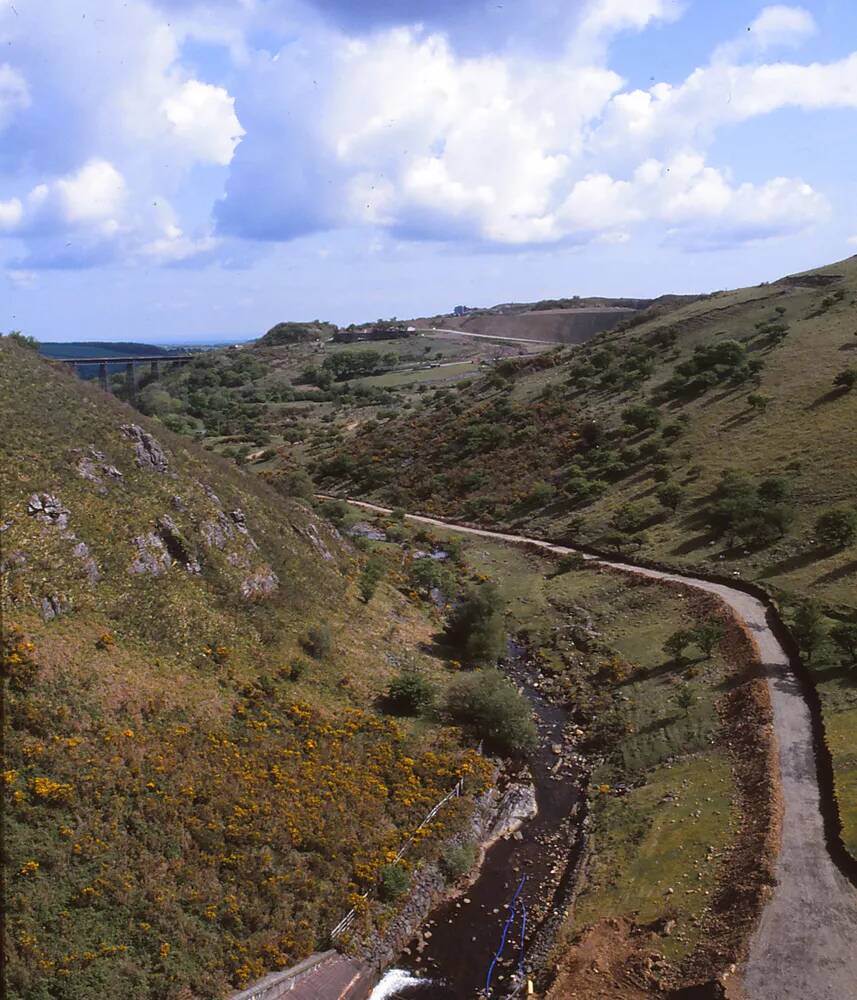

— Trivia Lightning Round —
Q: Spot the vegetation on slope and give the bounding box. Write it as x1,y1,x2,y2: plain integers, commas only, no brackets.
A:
0,340,488,1000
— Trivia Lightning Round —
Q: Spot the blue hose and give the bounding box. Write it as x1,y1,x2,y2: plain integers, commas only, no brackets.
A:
485,875,526,995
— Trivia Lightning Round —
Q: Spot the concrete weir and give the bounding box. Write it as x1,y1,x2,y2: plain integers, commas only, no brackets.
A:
229,951,373,1000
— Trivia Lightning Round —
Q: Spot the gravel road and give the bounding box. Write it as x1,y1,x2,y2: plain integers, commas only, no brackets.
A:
323,498,857,999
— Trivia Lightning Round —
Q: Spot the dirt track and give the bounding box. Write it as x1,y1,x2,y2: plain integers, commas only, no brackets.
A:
323,498,857,999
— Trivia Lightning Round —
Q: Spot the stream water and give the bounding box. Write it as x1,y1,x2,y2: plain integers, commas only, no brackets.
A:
373,646,587,999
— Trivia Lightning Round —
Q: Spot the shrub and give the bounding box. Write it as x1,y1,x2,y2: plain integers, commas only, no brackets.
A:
693,620,724,657
378,863,410,902
443,583,506,667
557,552,586,574
610,502,649,535
815,508,857,550
359,556,385,603
288,657,310,681
385,669,436,716
833,367,857,391
792,600,827,663
656,482,685,512
664,628,696,663
303,623,333,659
445,669,538,754
747,392,772,413
831,623,857,662
441,840,479,882
621,403,661,433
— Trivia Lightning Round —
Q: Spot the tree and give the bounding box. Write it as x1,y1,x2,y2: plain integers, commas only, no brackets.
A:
610,502,649,534
833,367,857,391
358,556,385,603
621,403,662,433
443,583,506,666
815,508,857,550
693,620,724,658
830,623,857,663
445,669,538,754
792,600,827,663
673,684,698,714
664,628,695,663
656,482,686,512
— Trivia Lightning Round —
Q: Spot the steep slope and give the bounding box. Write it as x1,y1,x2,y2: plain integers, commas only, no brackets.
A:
0,340,482,1000
320,255,857,612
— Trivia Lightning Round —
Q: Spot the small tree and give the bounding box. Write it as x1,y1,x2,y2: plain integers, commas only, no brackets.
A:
815,508,857,550
833,367,857,392
792,600,827,664
673,684,698,714
440,840,478,882
358,556,385,602
664,628,695,663
621,403,662,433
830,623,857,663
693,620,724,658
304,623,333,659
656,482,685,512
443,583,506,666
445,669,538,754
747,392,772,413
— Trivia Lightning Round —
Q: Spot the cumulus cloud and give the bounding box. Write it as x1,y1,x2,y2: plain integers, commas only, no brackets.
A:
0,0,853,267
161,80,244,166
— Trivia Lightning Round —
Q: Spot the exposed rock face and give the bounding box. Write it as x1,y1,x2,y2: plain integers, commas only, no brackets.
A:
156,515,201,574
201,510,234,550
41,594,68,621
129,532,172,576
486,782,538,843
240,567,280,600
27,493,70,529
302,521,335,561
121,424,169,473
76,447,123,485
72,541,100,585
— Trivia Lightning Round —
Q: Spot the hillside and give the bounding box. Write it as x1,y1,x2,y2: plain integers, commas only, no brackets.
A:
0,340,485,1000
320,256,857,613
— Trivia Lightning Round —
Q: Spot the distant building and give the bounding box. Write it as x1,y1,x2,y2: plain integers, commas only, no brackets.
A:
453,305,474,317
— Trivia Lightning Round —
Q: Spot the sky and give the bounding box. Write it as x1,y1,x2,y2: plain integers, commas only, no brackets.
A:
2,0,856,342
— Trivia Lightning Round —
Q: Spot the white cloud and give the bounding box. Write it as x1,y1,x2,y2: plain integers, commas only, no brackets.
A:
3,160,127,237
0,197,23,231
748,5,817,50
161,80,244,166
0,64,30,131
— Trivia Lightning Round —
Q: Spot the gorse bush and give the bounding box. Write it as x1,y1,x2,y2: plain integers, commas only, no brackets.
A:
445,669,538,755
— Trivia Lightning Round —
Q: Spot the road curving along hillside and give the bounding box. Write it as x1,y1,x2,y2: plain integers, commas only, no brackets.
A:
321,496,857,999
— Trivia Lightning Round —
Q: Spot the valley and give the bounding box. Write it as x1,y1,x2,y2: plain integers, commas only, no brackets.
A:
3,256,857,1000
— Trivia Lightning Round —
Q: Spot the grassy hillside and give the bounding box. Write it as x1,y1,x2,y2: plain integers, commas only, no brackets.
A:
320,256,857,612
0,340,486,1000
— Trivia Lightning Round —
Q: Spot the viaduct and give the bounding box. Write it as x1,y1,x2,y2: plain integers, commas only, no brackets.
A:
55,354,193,403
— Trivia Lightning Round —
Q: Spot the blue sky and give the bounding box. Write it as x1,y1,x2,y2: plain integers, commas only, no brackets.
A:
2,0,856,342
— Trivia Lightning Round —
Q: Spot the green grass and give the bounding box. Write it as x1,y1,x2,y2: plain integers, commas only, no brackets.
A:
575,755,735,961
